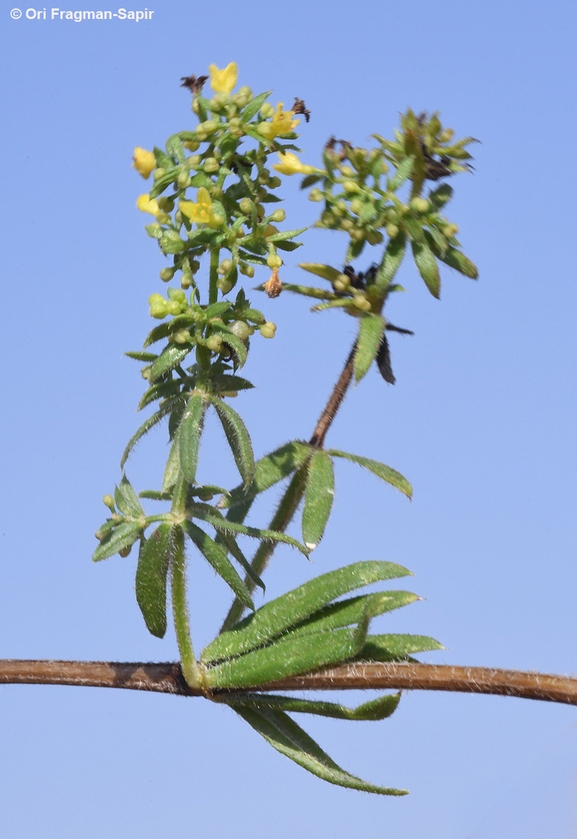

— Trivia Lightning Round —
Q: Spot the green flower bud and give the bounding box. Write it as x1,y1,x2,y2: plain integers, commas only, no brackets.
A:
204,157,219,173
141,367,151,380
260,102,275,118
340,219,354,231
239,197,254,214
206,334,223,352
340,165,354,177
149,293,168,319
102,494,115,510
200,119,218,135
186,155,201,169
259,321,277,338
342,180,360,193
333,273,351,292
366,230,384,245
309,188,323,202
268,176,282,189
258,168,271,184
239,263,255,278
167,300,181,315
173,329,192,344
321,210,336,226
177,171,191,189
353,294,371,312
155,211,171,224
228,116,242,129
269,209,286,222
238,86,253,99
350,198,363,215
350,227,365,241
157,197,175,212
443,223,459,237
181,274,193,289
217,278,233,294
183,139,200,152
386,223,399,238
160,267,176,282
153,168,166,181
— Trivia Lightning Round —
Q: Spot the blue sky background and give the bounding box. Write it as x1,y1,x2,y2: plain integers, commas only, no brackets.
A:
1,1,577,836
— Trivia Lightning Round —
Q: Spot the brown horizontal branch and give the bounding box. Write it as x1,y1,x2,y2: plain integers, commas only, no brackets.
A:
2,659,577,706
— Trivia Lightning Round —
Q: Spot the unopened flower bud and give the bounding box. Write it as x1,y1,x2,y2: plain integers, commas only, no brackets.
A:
411,197,430,213
230,320,251,340
386,223,399,238
218,259,233,275
269,209,286,222
239,197,254,214
204,157,219,173
102,494,115,510
153,168,166,181
160,267,176,282
260,102,275,118
239,263,255,278
259,321,277,338
309,188,323,202
206,335,223,352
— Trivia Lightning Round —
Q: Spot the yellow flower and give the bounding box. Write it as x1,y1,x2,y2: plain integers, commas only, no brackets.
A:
180,187,223,228
209,62,238,95
258,104,300,141
133,147,156,179
273,152,316,176
137,194,160,215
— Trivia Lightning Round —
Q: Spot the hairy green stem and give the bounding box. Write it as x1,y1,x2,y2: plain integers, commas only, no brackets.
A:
171,526,201,689
209,248,219,305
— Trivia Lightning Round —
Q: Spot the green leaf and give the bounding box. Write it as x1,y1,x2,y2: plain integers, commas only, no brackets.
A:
302,450,334,550
194,506,309,557
424,231,478,279
241,90,272,122
411,239,441,298
178,393,208,484
138,378,183,411
387,155,415,191
125,350,158,362
202,560,411,663
374,232,407,294
114,475,144,517
356,633,444,661
265,227,308,243
300,174,322,189
120,394,187,469
160,230,186,254
289,590,420,637
135,523,175,638
327,450,412,498
273,283,338,301
210,397,255,486
162,433,181,493
165,134,186,164
355,314,386,383
183,520,254,610
275,240,302,252
149,344,191,382
211,528,265,593
204,620,368,689
92,522,143,562
222,691,400,721
233,706,407,795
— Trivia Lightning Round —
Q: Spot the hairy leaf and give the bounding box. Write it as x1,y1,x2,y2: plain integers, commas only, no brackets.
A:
183,520,254,610
222,691,400,721
135,523,175,638
327,450,412,498
302,450,334,550
179,393,208,484
210,397,255,486
114,475,144,517
93,522,143,562
356,633,444,662
411,239,440,298
120,394,187,468
355,314,386,383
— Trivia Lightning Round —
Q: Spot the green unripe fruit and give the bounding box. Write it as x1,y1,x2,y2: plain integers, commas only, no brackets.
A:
173,329,191,344
149,293,168,319
157,197,175,212
266,252,282,269
174,210,183,225
260,102,275,118
411,197,430,213
239,263,255,278
333,278,349,292
160,267,176,282
309,188,323,202
268,176,282,188
270,209,286,222
119,546,132,558
206,335,223,352
239,197,254,214
217,278,233,294
167,300,181,315
192,98,200,114
230,320,251,340
259,321,277,338
204,157,219,173
218,259,233,275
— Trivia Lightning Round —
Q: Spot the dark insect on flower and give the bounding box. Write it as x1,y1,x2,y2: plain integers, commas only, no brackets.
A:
292,97,311,123
343,264,377,290
324,136,353,161
180,74,208,94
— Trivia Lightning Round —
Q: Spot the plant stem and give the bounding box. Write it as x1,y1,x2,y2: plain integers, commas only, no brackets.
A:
209,248,219,305
309,343,356,449
5,659,577,707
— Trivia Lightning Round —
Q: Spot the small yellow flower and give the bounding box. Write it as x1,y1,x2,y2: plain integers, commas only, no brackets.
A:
133,147,156,179
273,152,316,176
258,104,300,141
180,187,223,228
137,194,160,215
209,62,238,95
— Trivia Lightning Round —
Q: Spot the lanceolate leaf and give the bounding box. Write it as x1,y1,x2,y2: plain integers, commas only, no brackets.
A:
287,590,420,638
135,523,175,638
241,90,272,122
183,520,254,610
222,440,312,516
411,239,441,298
424,230,478,278
149,344,191,381
204,621,368,689
298,263,342,283
222,691,400,721
355,314,386,382
202,561,411,663
210,397,255,487
193,507,309,557
356,633,444,662
120,394,187,469
114,475,144,517
179,393,208,484
326,450,412,498
162,433,181,493
233,706,407,795
374,232,407,294
92,522,143,562
302,450,334,550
